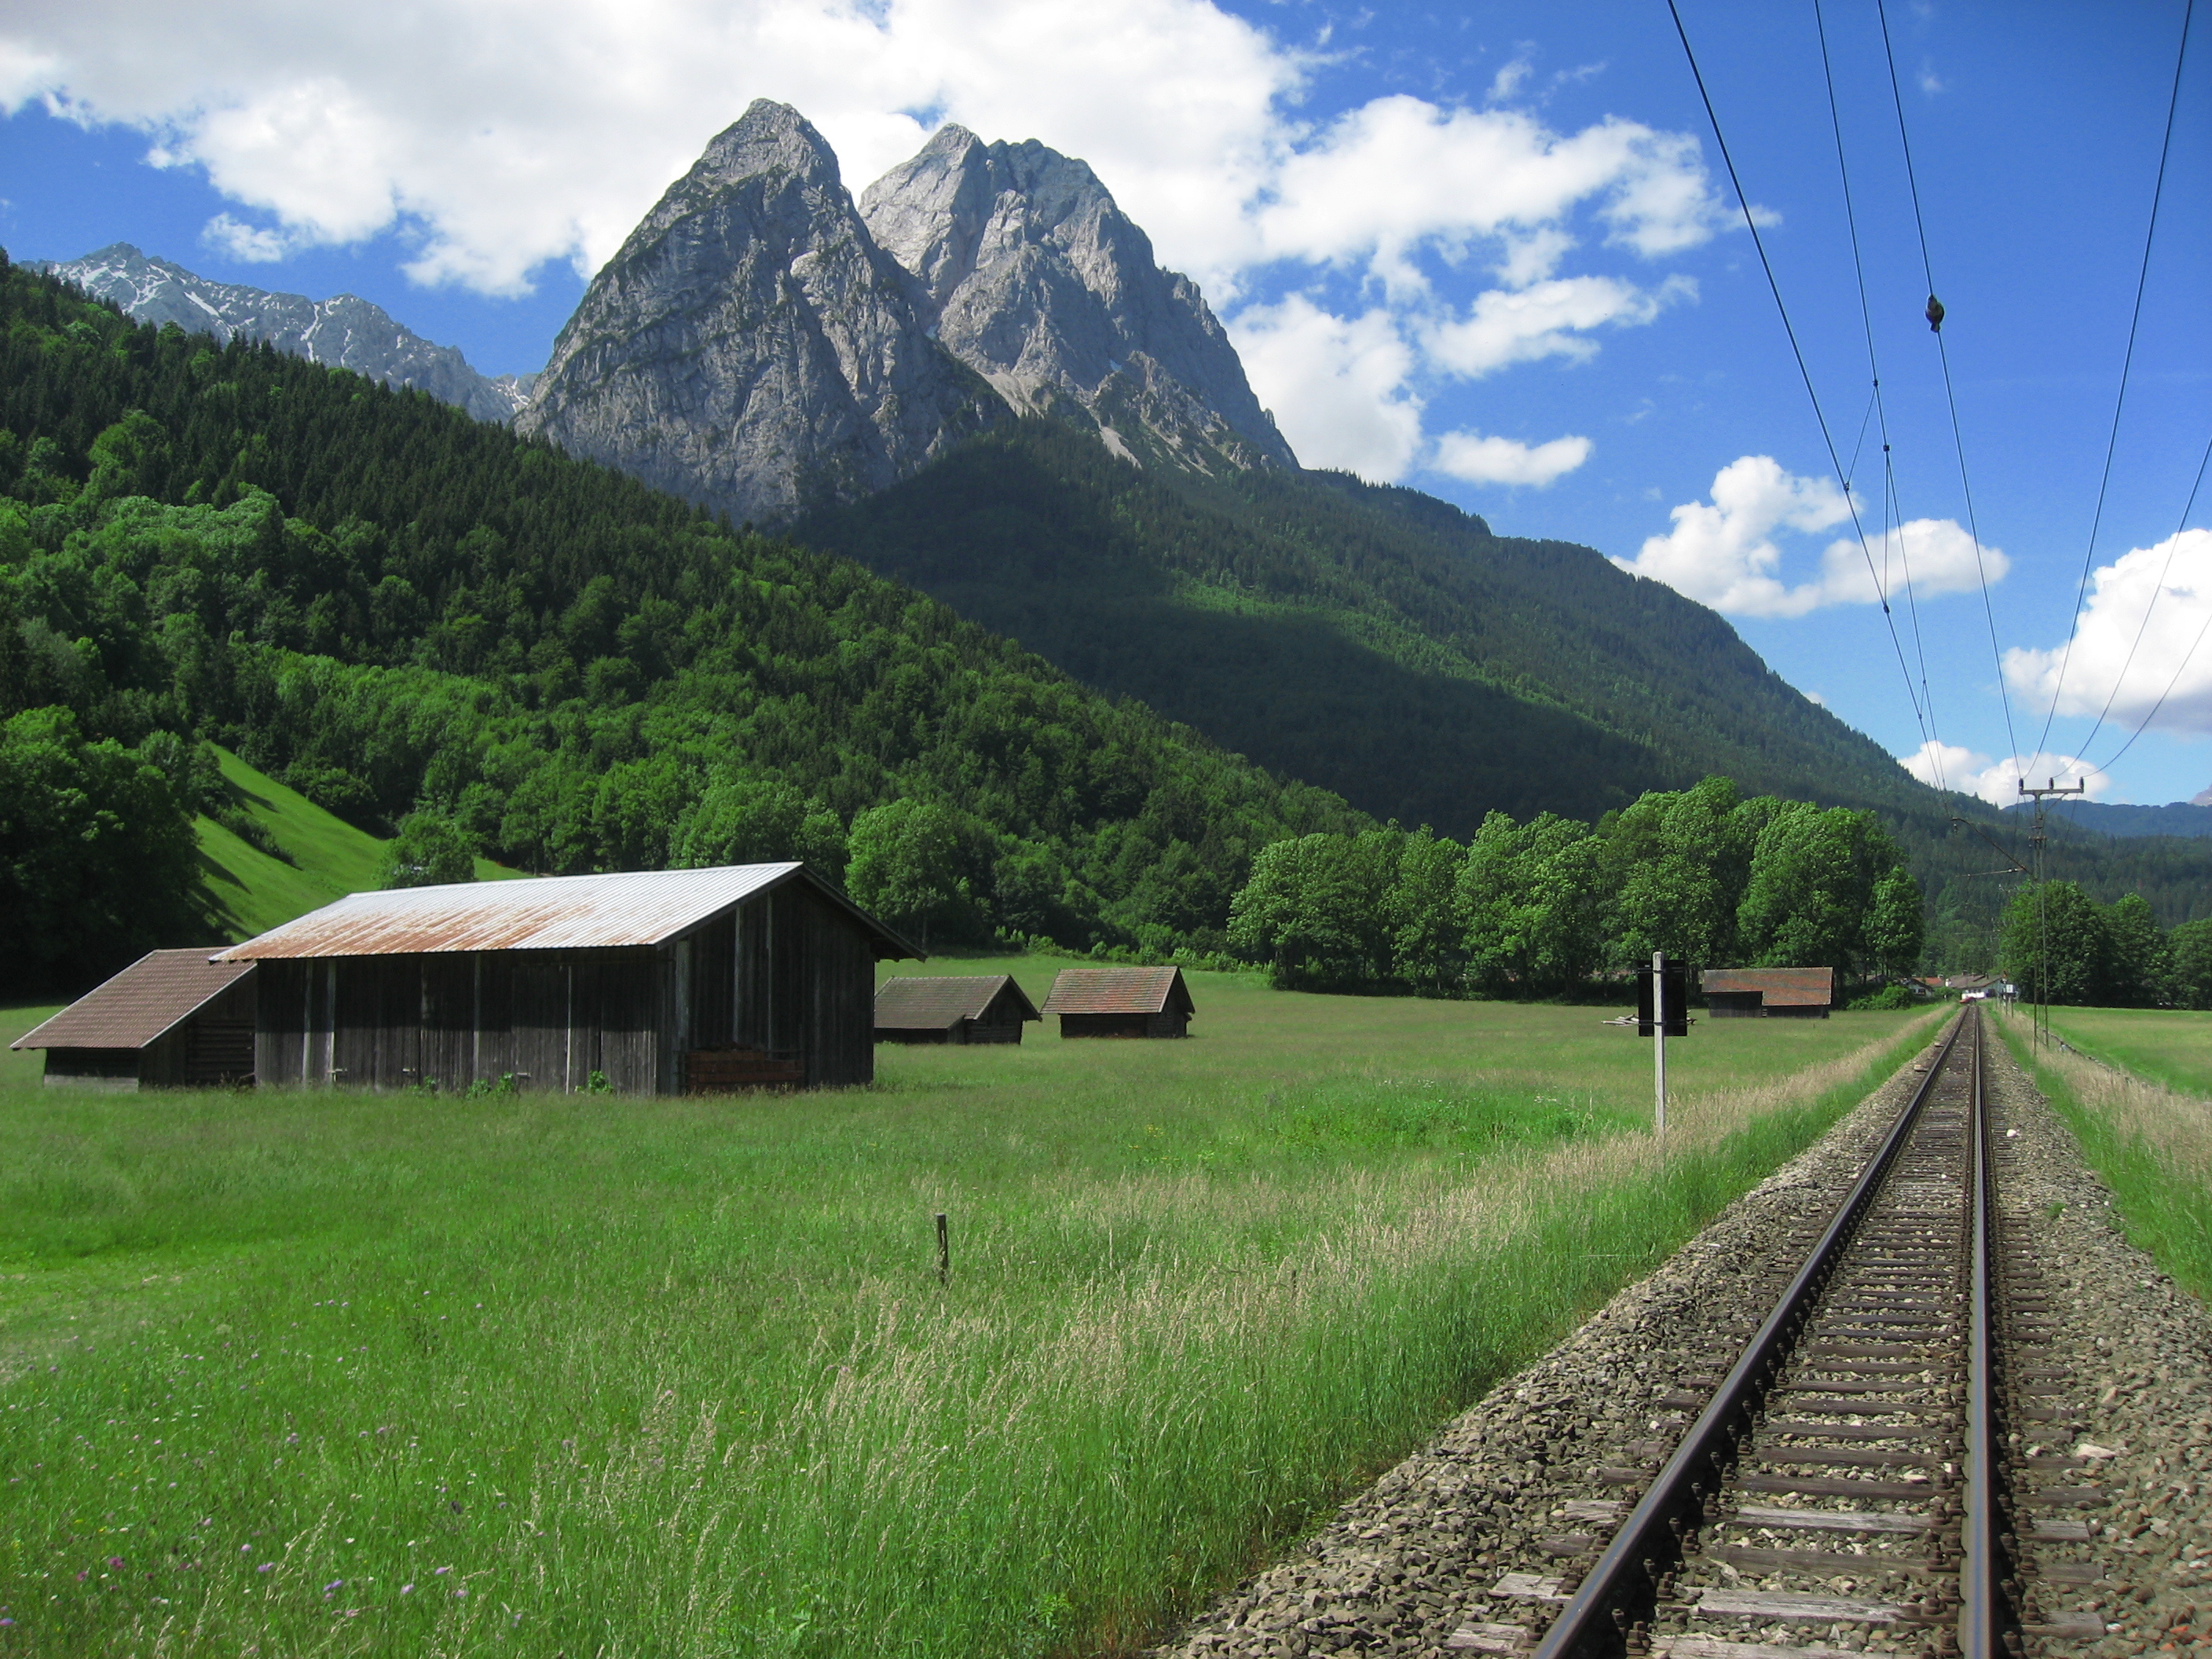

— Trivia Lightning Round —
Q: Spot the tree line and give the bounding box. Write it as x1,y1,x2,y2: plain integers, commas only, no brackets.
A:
1999,880,2212,1009
1225,775,1924,998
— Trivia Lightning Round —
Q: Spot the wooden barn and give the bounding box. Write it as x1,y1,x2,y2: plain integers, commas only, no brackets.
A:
1700,965,1834,1019
11,949,258,1090
1039,965,1194,1038
215,863,920,1093
873,975,1039,1044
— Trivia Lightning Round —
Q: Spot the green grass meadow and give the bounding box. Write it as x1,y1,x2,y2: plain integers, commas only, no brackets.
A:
0,972,1936,1657
1996,1004,2212,1300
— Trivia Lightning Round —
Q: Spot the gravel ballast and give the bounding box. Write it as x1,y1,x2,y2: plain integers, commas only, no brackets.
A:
1149,1020,2212,1659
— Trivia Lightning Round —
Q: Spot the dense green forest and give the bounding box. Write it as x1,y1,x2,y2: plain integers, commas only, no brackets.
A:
0,255,1367,989
1225,776,1922,998
2000,880,2212,1009
798,420,2212,944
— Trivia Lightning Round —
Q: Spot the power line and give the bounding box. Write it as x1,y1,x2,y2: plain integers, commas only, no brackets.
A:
2024,0,2196,769
2062,0,2201,767
2086,425,2212,776
1875,0,2021,782
1664,0,1935,764
1815,0,1946,789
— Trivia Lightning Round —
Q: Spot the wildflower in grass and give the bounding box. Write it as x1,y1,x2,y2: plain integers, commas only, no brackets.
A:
107,1557,123,1569
324,1580,343,1595
257,1563,273,1573
401,1584,413,1595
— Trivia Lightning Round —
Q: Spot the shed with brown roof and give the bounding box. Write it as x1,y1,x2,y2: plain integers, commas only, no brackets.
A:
215,864,920,1093
1039,965,1194,1038
873,975,1039,1044
1699,966,1834,1019
12,949,258,1089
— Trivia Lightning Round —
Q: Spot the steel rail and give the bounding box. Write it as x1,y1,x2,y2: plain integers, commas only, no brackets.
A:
1531,1012,1969,1659
1960,1006,2013,1654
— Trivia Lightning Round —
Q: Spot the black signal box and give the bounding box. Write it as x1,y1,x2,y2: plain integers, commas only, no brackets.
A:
1638,958,1689,1037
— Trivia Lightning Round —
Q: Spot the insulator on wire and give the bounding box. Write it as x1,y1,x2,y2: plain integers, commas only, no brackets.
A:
1925,294,1946,332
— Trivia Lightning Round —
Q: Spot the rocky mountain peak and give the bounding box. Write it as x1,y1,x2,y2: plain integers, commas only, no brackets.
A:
859,126,1294,473
515,104,1291,526
515,101,1005,526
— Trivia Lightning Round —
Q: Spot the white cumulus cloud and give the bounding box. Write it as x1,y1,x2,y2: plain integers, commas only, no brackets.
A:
1420,273,1694,378
1899,742,2109,805
1233,295,1424,482
1430,429,1591,487
1251,94,1727,285
200,211,292,262
2002,528,2212,735
1615,456,2004,619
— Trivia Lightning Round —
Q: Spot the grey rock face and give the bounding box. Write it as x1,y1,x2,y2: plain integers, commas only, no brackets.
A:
516,101,1006,526
860,126,1295,473
42,244,531,424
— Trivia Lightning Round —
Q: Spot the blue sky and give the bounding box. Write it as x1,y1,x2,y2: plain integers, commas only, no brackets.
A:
2,0,2206,804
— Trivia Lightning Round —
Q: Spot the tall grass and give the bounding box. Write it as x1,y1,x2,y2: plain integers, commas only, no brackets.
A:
0,994,1936,1657
1995,1007,2212,1298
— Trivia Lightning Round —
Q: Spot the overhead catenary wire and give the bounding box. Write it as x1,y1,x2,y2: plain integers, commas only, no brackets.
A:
1664,0,1937,767
2060,0,2202,769
2086,425,2212,776
1875,0,2022,783
1815,0,1946,789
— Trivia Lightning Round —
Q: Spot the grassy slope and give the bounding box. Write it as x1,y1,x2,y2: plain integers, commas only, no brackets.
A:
0,983,1934,1657
2001,1006,2212,1298
194,747,517,943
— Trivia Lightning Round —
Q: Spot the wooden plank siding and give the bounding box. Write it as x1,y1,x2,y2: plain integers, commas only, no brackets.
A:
255,949,664,1094
249,884,877,1093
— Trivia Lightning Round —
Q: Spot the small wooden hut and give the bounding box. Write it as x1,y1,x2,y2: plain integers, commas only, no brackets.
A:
215,863,920,1093
1700,966,1833,1019
873,975,1039,1044
1039,965,1194,1038
12,949,258,1089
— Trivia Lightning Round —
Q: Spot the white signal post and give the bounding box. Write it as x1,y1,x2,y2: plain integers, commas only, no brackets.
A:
1653,950,1668,1140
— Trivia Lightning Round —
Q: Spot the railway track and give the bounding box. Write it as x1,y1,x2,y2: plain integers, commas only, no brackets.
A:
1488,1006,2109,1659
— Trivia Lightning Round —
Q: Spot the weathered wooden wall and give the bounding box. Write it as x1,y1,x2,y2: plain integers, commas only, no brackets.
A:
255,949,661,1093
673,887,872,1087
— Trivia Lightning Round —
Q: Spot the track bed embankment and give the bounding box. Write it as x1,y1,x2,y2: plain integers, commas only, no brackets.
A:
1151,1022,2212,1659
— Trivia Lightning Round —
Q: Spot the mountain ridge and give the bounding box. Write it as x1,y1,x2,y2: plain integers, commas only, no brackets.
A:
38,244,534,424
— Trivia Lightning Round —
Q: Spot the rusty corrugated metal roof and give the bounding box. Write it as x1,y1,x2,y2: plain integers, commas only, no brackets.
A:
1039,965,1192,1016
873,974,1038,1030
214,863,921,960
12,950,255,1050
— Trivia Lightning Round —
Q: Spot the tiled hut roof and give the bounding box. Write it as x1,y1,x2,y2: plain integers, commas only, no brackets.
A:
874,974,1038,1031
215,863,920,960
12,950,255,1051
1039,965,1193,1017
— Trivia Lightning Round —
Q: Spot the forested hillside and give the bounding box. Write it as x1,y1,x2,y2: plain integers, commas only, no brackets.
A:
0,256,1362,988
797,420,2212,945
2,256,2203,994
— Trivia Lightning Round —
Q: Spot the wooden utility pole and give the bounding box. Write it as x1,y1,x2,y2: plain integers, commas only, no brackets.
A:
2017,777,2086,1049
